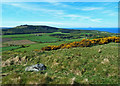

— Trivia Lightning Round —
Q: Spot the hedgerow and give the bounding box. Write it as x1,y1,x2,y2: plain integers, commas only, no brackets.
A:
41,36,120,51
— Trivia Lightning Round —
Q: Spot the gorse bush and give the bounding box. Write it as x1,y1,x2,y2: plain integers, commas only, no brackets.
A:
41,36,120,51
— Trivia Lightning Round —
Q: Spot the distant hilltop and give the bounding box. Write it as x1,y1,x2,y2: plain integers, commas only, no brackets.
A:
2,25,101,35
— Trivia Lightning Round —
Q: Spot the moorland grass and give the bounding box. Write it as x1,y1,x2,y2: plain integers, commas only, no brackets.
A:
2,43,119,84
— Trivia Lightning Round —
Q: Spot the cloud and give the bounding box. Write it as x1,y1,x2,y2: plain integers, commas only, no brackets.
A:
90,19,102,22
60,14,102,22
109,13,117,16
47,2,68,7
1,21,81,27
1,21,97,28
3,3,65,15
81,7,103,11
2,21,64,27
6,2,102,22
2,0,119,2
2,20,117,28
47,2,84,11
102,10,117,16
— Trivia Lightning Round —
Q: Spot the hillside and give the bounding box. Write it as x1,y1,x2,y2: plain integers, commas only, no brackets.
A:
2,25,104,35
1,25,119,84
2,43,118,84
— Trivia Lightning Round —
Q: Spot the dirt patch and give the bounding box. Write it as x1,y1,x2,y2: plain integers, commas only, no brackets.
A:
2,38,12,42
4,40,36,45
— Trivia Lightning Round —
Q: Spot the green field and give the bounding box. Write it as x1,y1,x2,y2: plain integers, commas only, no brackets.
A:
2,34,34,38
2,46,21,51
28,35,61,43
2,43,119,84
2,32,85,51
1,31,119,84
2,32,68,43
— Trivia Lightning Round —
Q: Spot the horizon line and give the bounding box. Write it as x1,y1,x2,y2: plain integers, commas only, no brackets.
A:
0,25,118,28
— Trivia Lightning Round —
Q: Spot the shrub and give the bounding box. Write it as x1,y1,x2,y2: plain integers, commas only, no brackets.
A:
41,36,120,51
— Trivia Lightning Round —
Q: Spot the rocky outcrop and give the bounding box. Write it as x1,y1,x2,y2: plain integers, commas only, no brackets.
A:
2,56,27,67
25,63,46,72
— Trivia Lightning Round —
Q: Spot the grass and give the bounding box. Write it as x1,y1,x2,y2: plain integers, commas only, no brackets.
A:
48,32,70,35
2,46,21,52
27,32,69,43
2,43,119,84
64,38,84,42
2,34,34,38
2,32,119,84
2,32,64,43
13,38,84,52
14,41,67,52
2,38,84,52
28,35,61,43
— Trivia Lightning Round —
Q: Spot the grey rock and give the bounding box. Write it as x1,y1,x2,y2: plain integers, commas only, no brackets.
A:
25,63,46,72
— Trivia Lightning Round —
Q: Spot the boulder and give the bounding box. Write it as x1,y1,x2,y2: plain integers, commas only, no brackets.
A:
25,63,46,72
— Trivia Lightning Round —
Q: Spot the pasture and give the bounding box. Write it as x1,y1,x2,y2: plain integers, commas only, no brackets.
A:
2,32,83,51
2,43,119,84
2,31,116,51
1,31,119,84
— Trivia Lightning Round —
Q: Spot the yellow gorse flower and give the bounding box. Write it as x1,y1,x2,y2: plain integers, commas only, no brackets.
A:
41,36,120,51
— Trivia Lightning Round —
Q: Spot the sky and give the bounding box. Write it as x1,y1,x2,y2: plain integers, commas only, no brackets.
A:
1,2,118,28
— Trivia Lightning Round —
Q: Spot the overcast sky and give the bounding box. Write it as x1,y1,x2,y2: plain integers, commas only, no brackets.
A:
2,2,118,28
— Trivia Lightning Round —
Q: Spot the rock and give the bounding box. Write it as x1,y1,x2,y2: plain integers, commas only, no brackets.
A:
22,56,27,63
101,58,109,64
2,56,25,67
2,73,9,77
98,49,102,53
25,63,46,72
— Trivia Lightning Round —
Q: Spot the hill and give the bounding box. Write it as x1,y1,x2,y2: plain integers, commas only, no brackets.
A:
2,25,103,35
2,43,118,84
1,25,119,84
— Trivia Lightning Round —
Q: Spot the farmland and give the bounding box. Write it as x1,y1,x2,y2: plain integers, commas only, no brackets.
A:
1,25,119,84
2,29,117,52
2,32,84,52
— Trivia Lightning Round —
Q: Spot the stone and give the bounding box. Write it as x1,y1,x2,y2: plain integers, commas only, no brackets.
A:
2,73,9,77
25,63,46,72
98,49,102,53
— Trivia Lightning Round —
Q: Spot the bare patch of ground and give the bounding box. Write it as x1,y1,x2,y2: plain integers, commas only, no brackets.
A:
2,38,12,43
4,40,36,45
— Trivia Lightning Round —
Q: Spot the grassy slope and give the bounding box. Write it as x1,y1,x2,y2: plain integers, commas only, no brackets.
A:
14,38,85,52
2,43,118,84
2,32,67,43
2,34,34,38
2,46,20,52
2,32,84,52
